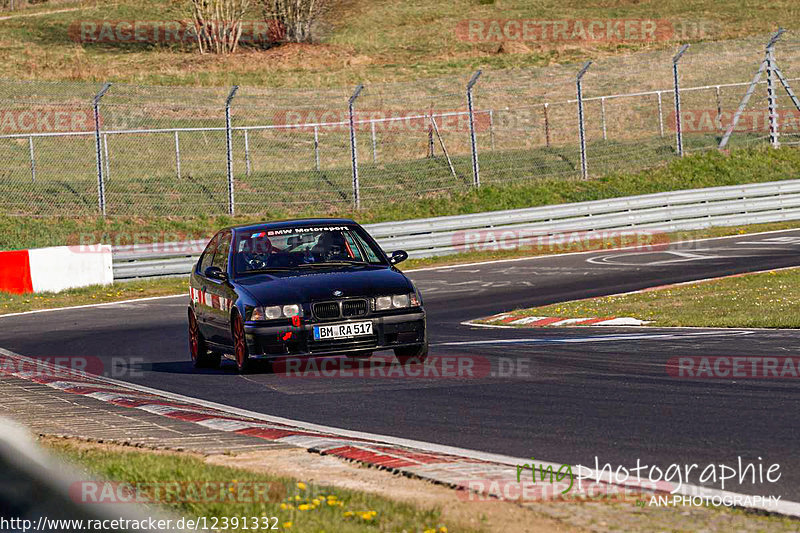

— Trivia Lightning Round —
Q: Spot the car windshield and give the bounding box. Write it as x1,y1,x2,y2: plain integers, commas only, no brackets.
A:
233,224,387,275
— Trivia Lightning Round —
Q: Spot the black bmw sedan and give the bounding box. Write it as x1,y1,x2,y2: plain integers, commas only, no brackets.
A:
188,219,427,373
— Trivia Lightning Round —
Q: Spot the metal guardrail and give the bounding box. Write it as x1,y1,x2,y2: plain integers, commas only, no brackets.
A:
112,179,800,279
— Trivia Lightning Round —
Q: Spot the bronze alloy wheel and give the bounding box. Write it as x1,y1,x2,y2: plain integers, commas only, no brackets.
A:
188,309,203,365
189,308,220,369
233,312,250,373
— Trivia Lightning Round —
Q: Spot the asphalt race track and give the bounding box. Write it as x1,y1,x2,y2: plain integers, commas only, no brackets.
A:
2,229,800,501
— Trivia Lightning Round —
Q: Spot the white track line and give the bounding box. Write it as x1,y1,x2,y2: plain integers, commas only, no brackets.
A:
460,320,800,332
0,294,187,319
1,346,797,517
437,330,754,346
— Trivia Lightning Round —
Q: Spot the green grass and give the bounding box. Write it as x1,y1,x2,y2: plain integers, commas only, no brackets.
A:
0,0,797,86
0,277,188,314
2,144,799,250
42,438,461,533
483,267,800,329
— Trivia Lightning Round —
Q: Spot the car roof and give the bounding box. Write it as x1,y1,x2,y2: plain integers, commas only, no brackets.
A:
223,218,358,234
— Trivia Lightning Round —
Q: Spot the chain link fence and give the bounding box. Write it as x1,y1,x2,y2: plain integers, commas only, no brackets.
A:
2,31,800,217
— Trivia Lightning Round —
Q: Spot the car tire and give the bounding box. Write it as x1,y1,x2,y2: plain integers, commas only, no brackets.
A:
394,342,428,365
206,350,222,369
346,351,373,359
232,311,252,374
189,308,219,368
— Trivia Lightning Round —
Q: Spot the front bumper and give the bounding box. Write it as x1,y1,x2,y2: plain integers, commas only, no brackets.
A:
243,311,426,358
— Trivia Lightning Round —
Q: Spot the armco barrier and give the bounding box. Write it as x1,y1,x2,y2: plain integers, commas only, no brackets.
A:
0,245,113,294
112,179,800,279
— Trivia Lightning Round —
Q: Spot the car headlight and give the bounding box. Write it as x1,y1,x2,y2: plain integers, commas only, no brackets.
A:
375,296,393,311
374,293,419,311
251,304,303,321
282,304,301,317
392,294,409,308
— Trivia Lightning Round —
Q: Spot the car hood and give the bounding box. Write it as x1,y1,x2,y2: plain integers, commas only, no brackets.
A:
235,265,414,305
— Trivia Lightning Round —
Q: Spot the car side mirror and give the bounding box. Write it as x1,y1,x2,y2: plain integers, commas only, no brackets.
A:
389,250,408,265
204,266,228,281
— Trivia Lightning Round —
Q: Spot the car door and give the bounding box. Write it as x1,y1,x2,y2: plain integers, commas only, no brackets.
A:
204,230,234,345
193,233,219,338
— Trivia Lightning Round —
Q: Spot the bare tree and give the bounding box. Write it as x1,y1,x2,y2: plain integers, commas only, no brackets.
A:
191,0,252,54
261,0,331,43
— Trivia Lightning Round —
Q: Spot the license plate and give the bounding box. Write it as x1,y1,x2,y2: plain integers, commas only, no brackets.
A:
313,321,373,340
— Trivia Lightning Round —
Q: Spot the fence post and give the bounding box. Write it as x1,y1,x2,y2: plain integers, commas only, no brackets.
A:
244,129,252,176
719,62,768,150
430,115,458,181
543,103,551,147
427,114,434,157
28,136,36,183
774,62,800,113
714,86,723,131
718,30,786,151
576,61,591,180
657,92,665,137
225,85,239,216
489,109,495,150
348,84,364,209
173,131,181,179
93,82,112,216
766,29,785,149
600,97,607,141
103,133,111,182
313,126,320,171
672,44,690,157
371,120,377,164
466,70,482,187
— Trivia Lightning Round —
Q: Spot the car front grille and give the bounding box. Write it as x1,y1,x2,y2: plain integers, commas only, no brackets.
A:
342,299,368,317
312,302,340,319
308,335,378,354
312,299,369,320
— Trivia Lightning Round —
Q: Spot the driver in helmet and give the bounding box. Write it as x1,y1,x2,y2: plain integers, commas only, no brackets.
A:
312,231,351,262
237,233,274,271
